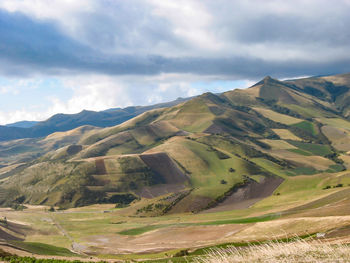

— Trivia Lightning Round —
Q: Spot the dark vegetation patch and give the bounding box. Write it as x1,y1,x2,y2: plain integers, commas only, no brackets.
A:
0,187,23,207
110,193,139,207
208,138,290,175
11,203,27,211
288,121,333,144
118,171,160,193
286,167,318,176
210,118,244,136
324,82,350,101
206,146,230,159
161,189,193,215
291,121,317,136
288,141,332,156
134,112,162,128
253,107,288,129
303,86,327,99
249,137,271,149
269,104,303,119
289,126,316,142
242,142,291,167
7,241,78,257
66,145,82,155
325,152,345,166
326,164,345,173
208,105,225,115
136,189,193,215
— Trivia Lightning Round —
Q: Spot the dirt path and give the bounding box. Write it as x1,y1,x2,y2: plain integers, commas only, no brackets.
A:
49,215,89,257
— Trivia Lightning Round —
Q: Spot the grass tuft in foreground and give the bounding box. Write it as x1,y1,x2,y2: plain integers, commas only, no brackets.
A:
193,238,350,263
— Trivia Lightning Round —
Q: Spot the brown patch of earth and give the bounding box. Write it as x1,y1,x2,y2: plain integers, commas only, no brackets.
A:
204,176,284,213
95,159,107,175
168,194,213,214
0,221,31,241
140,152,188,185
136,152,190,199
0,228,23,241
204,124,227,134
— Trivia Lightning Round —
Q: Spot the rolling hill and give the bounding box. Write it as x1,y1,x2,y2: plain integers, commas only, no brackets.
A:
1,72,350,215
0,97,189,141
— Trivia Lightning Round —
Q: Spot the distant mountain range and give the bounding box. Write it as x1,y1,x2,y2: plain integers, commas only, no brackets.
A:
1,73,350,215
0,97,189,141
5,121,38,128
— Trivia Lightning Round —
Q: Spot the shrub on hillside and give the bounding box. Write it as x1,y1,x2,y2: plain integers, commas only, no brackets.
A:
220,179,227,184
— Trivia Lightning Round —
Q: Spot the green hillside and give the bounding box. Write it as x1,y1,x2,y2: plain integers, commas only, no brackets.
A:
1,72,350,216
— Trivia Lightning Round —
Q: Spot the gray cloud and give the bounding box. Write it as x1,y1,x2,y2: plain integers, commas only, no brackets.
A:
1,0,350,80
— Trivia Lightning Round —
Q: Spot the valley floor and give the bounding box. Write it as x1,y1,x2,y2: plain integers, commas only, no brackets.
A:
2,180,350,262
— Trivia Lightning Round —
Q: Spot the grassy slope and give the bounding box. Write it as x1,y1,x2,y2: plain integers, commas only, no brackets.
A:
2,74,350,261
1,72,350,216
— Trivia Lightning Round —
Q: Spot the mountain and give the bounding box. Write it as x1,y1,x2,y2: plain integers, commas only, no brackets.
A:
0,97,189,141
1,73,350,215
5,121,38,128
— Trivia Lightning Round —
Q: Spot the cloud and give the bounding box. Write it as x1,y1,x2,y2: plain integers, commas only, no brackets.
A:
0,73,252,124
1,0,350,124
0,0,349,79
0,86,19,95
48,73,251,114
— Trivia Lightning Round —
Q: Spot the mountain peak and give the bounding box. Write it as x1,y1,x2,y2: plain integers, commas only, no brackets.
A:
263,76,273,82
252,75,279,87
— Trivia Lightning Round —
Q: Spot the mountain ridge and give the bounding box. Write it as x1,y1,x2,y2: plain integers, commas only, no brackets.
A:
0,97,190,141
1,72,350,215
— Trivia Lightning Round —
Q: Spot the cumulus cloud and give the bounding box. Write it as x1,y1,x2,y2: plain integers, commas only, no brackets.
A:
0,73,251,124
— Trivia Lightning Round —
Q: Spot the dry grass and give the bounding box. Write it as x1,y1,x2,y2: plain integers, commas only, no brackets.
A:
194,239,350,263
272,129,302,141
253,107,302,125
260,139,297,150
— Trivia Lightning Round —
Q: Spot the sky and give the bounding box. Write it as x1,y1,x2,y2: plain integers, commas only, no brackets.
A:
1,0,350,125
